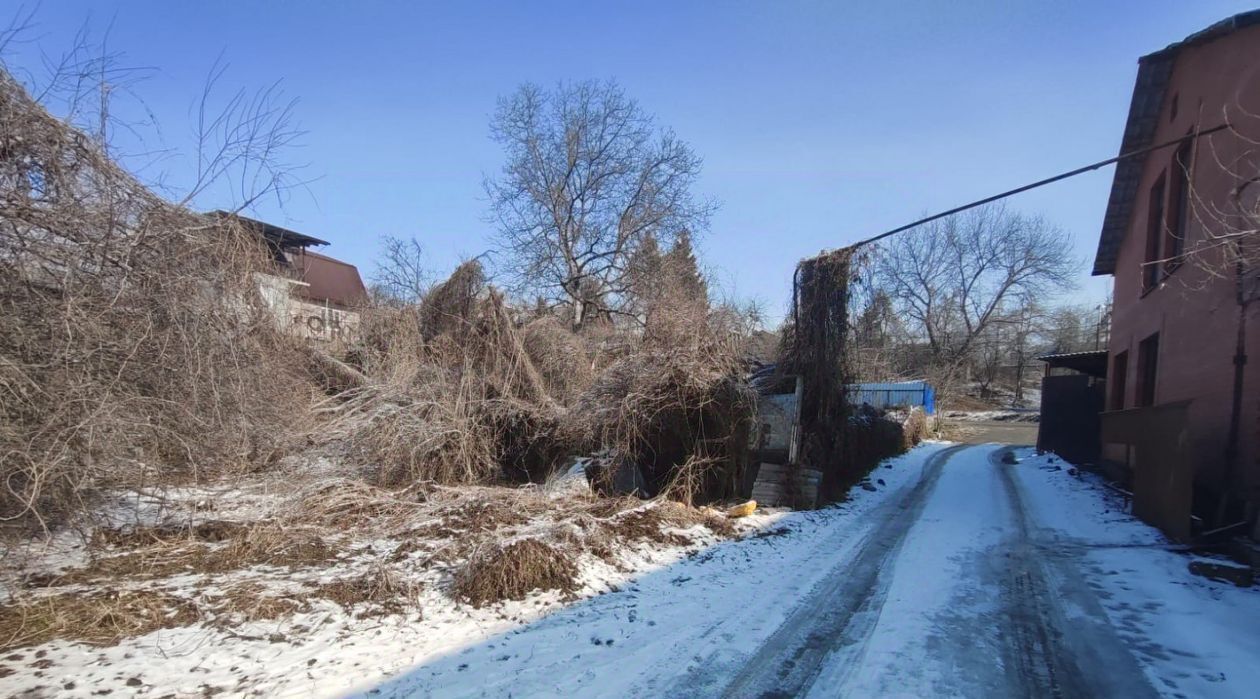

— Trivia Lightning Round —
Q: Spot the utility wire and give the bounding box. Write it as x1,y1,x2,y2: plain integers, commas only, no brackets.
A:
850,123,1230,249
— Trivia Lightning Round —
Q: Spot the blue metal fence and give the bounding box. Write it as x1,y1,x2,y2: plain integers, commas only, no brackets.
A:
846,381,935,414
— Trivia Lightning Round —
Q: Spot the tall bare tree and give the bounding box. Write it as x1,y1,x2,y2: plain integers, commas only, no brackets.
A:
485,80,714,329
869,204,1077,382
370,235,429,304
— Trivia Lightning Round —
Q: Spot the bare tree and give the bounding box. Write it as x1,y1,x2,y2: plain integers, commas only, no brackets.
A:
485,80,714,329
180,57,307,212
1039,302,1113,354
1006,303,1045,404
869,204,1077,382
370,235,429,303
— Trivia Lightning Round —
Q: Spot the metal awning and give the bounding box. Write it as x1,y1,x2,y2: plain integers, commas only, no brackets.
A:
1036,350,1109,378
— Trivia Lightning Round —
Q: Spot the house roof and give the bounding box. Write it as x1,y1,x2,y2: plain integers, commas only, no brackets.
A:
291,248,369,309
210,210,330,249
1092,10,1260,276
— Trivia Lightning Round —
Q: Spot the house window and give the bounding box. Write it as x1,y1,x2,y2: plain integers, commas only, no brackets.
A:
1111,350,1128,410
1136,333,1159,407
1143,173,1166,292
1165,140,1192,272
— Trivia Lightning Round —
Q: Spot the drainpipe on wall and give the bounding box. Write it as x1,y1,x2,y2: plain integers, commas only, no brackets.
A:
1217,249,1250,529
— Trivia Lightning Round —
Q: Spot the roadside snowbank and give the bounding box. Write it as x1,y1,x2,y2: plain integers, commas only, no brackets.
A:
1013,449,1260,698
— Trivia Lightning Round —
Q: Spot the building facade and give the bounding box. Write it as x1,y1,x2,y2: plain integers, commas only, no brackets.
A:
1093,11,1260,538
215,211,369,346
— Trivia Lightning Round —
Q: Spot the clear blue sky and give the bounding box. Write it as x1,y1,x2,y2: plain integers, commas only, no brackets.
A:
8,1,1257,319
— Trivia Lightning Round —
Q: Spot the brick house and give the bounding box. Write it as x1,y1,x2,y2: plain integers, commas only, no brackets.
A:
1093,11,1260,539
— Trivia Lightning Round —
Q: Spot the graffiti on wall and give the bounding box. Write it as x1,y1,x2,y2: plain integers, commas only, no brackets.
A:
289,304,358,344
256,273,359,344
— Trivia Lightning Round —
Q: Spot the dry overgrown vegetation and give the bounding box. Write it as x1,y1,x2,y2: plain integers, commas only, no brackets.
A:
453,539,579,607
0,37,892,665
0,481,741,651
0,70,314,531
0,60,760,643
1,57,760,529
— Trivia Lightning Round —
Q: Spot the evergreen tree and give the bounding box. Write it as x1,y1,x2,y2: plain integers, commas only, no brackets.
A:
662,230,708,305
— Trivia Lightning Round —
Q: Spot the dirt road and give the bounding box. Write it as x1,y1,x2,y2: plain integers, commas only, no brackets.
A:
952,419,1039,445
366,444,1259,698
675,445,1156,698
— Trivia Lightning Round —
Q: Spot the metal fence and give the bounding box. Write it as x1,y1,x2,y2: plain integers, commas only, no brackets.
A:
846,381,935,414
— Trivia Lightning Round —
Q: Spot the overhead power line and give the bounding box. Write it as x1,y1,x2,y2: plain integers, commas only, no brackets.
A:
850,123,1230,249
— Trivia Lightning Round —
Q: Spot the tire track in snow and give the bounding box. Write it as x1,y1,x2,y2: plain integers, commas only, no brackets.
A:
674,444,973,699
993,447,1159,699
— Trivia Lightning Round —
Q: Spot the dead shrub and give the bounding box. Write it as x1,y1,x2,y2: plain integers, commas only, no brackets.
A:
574,348,756,505
322,261,571,487
451,538,578,607
417,261,486,341
901,408,929,449
313,565,421,616
521,316,594,403
0,70,315,530
0,590,200,652
354,371,501,487
477,399,572,483
836,404,912,492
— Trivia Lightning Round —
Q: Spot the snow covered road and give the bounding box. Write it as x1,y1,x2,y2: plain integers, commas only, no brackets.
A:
362,443,1260,698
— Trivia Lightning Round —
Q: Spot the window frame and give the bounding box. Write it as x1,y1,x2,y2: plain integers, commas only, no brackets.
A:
1164,139,1193,274
1142,172,1167,294
1136,333,1160,408
1110,350,1129,411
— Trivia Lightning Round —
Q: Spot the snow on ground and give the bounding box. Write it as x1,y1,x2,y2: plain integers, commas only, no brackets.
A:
806,444,1013,697
355,442,952,699
1012,449,1260,698
7,443,1257,698
0,444,949,698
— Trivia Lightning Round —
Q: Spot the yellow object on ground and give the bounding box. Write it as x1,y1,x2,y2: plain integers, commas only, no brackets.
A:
726,500,757,518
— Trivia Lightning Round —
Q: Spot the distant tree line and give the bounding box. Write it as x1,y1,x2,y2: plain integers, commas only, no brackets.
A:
850,204,1105,406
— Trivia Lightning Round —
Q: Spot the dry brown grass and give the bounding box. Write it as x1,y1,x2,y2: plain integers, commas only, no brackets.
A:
91,520,252,548
28,522,335,587
0,590,200,652
313,565,422,617
291,479,429,532
451,538,579,608
205,582,311,625
1,478,744,648
901,409,930,449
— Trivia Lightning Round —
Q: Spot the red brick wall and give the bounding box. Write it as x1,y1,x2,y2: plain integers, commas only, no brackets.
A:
1105,26,1260,503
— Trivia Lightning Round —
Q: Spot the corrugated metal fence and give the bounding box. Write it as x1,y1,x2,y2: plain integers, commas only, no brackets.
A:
846,381,935,414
